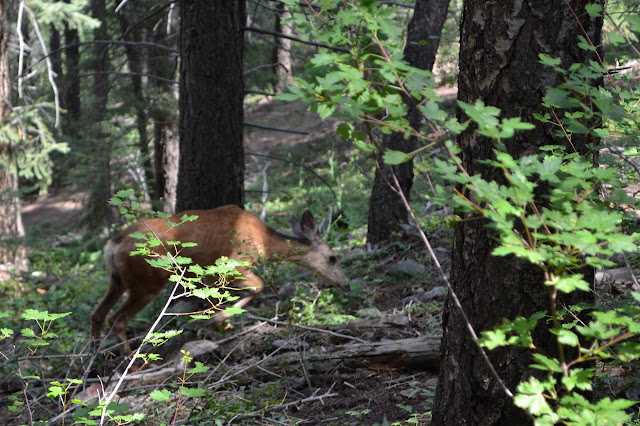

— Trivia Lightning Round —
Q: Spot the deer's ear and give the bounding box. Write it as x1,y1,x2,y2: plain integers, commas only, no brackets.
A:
291,214,304,239
300,209,318,238
291,210,318,240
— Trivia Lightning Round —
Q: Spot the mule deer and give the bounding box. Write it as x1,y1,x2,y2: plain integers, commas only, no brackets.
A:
91,205,349,353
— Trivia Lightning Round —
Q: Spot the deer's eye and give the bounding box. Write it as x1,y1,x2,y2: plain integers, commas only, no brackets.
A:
328,255,337,264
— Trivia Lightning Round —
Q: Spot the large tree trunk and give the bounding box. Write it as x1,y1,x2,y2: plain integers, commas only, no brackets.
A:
176,1,245,211
431,2,602,425
0,0,26,280
367,0,450,244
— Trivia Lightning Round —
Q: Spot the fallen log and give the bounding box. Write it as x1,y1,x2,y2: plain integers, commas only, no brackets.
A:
257,335,441,374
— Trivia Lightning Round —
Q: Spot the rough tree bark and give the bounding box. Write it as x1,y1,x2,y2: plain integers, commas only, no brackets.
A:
367,0,450,244
176,1,246,211
431,2,602,425
0,0,26,280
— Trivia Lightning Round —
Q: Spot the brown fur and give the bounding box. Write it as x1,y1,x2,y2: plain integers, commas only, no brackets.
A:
90,205,349,353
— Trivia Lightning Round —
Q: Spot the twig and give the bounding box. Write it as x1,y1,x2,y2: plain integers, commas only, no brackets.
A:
260,162,272,222
246,315,369,343
204,335,302,388
16,2,26,99
22,3,60,127
244,121,310,135
114,0,129,13
80,71,177,85
245,26,349,53
604,10,640,59
98,215,195,424
246,152,339,202
20,40,179,79
621,253,640,293
243,62,281,76
244,88,276,97
388,170,515,399
229,390,339,422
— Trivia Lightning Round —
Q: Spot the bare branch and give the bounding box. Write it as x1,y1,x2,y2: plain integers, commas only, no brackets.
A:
230,390,339,422
244,122,310,135
23,3,60,127
245,26,349,53
80,71,177,85
246,314,370,343
16,1,25,98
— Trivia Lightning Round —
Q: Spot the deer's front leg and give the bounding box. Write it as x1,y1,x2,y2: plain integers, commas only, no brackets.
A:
212,269,264,324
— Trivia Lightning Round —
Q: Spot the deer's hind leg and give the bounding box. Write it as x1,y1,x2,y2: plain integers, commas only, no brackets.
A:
108,286,162,354
90,274,126,346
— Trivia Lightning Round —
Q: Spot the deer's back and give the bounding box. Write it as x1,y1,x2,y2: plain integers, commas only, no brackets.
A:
108,206,270,287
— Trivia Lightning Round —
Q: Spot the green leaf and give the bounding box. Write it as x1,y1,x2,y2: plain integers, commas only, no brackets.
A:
552,328,579,347
445,118,469,134
501,117,535,131
353,139,377,153
607,31,625,46
458,100,500,128
191,287,223,299
188,361,211,374
577,35,597,51
128,231,148,240
220,306,245,317
383,149,412,165
547,274,590,293
419,100,447,121
561,368,593,392
584,3,602,17
47,386,66,398
539,53,562,67
181,387,206,398
543,88,581,108
21,328,36,337
515,377,556,418
531,353,563,373
309,52,337,67
478,328,509,350
150,389,171,402
275,92,301,101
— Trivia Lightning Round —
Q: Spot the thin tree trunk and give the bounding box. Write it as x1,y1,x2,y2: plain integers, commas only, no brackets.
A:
272,2,293,94
147,7,179,212
158,122,178,213
118,11,151,200
86,0,112,230
176,1,245,211
367,0,450,244
49,25,62,85
62,25,80,123
0,0,26,279
431,2,602,424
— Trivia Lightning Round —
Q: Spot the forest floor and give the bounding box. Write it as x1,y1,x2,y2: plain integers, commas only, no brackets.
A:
18,91,457,425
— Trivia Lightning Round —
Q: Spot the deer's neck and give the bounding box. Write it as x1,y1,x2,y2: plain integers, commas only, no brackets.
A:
265,230,310,262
